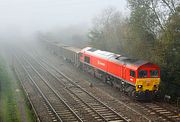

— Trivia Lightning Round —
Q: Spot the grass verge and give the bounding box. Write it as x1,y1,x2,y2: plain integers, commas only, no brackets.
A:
0,56,35,122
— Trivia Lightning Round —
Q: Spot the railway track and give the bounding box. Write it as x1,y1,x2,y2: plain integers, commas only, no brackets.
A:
14,54,55,122
15,53,83,122
36,49,180,122
34,50,180,122
14,59,41,122
138,102,180,122
13,47,180,122
30,50,152,122
15,50,130,122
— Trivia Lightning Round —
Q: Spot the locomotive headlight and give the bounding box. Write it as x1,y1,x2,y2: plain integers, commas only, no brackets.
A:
138,85,143,88
154,85,158,88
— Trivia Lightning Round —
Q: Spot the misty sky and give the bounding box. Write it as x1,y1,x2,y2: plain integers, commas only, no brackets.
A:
0,0,128,36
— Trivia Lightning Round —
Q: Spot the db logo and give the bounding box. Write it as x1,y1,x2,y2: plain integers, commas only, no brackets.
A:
98,60,105,66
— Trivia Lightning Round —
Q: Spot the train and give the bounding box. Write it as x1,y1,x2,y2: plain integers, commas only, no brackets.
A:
41,40,161,100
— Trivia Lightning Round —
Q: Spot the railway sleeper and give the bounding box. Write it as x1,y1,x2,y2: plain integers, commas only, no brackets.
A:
54,106,69,110
93,107,108,111
84,99,97,103
103,114,120,118
76,106,103,119
169,115,179,118
90,103,103,106
91,115,102,120
100,112,116,116
62,115,76,119
86,110,96,115
96,119,104,122
151,107,163,110
102,115,119,119
51,117,57,121
155,109,167,112
56,110,71,113
108,120,124,122
159,111,171,114
106,117,124,121
91,105,106,108
58,113,73,117
94,108,109,112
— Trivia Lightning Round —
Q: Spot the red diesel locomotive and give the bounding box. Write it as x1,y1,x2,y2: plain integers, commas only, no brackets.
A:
79,47,160,100
42,40,161,100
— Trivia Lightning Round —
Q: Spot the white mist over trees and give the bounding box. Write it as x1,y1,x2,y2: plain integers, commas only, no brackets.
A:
37,24,89,48
37,0,179,99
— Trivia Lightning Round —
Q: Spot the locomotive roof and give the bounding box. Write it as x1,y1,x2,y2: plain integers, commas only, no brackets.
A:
85,47,116,59
109,56,149,70
83,47,149,70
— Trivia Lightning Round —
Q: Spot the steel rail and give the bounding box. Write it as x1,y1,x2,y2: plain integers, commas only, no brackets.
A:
25,50,117,122
142,102,180,122
22,55,83,122
14,53,63,122
15,52,83,122
13,63,41,122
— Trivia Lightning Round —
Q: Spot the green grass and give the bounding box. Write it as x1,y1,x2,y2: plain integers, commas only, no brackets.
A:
0,58,19,121
0,56,35,122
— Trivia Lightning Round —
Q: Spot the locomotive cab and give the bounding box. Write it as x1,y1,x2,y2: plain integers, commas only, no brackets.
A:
135,63,160,100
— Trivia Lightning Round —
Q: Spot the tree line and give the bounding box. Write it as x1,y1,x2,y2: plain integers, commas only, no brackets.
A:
88,0,180,99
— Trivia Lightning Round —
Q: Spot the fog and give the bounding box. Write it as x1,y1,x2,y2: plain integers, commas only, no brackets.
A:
0,0,128,44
